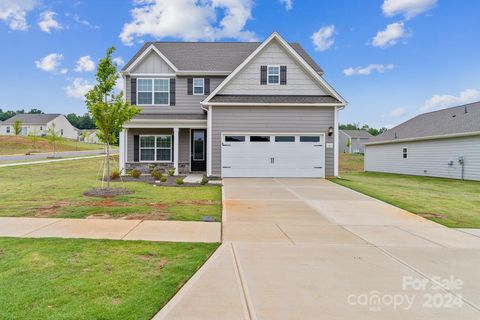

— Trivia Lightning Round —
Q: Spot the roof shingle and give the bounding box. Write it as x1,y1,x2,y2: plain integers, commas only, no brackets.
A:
2,113,61,124
341,130,373,139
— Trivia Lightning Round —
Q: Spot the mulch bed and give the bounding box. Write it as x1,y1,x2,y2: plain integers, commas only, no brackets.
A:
116,175,206,187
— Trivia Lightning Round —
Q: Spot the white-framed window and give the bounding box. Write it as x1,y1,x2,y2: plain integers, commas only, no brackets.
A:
60,129,64,136
193,78,204,95
140,135,172,162
6,126,10,133
267,65,280,85
402,147,408,159
137,78,169,105
40,126,43,131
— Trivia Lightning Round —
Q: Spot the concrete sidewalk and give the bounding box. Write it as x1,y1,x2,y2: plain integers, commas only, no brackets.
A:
0,217,220,243
154,178,480,320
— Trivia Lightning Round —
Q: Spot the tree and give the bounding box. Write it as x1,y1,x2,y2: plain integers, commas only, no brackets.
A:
46,123,63,158
346,137,351,152
29,129,40,150
13,120,22,140
85,46,142,189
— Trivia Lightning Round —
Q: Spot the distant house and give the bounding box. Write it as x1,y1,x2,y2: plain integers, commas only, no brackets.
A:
364,102,480,181
80,130,101,144
339,130,372,154
0,114,79,140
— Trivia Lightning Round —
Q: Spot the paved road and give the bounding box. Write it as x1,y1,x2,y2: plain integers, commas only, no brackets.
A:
0,148,117,162
155,178,480,320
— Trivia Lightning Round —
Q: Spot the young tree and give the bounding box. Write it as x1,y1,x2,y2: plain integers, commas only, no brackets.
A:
29,129,40,150
13,120,22,140
85,46,141,189
46,123,63,158
346,137,351,152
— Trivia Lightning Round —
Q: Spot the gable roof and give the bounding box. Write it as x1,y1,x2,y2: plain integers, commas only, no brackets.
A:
123,41,323,75
2,113,61,124
341,130,373,139
368,101,480,144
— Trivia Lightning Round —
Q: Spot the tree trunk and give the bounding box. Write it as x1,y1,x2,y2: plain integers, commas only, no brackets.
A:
106,142,110,190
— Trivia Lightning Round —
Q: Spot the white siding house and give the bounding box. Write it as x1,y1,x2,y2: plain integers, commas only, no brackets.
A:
365,102,480,181
0,114,79,140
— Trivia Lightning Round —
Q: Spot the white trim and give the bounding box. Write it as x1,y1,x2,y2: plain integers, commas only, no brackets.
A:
364,131,480,146
207,106,212,176
334,106,339,177
193,78,205,95
202,32,347,105
129,73,176,77
176,70,231,76
173,128,179,175
267,65,280,85
189,128,192,173
119,130,125,173
136,78,170,106
124,120,207,129
202,102,344,107
125,44,178,73
139,134,173,163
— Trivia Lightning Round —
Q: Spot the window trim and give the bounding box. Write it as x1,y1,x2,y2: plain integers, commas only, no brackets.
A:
137,78,170,106
267,65,280,85
402,147,408,159
193,78,205,95
139,134,173,163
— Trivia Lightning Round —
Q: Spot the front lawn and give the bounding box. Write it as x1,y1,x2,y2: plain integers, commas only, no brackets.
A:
331,172,480,228
0,158,221,221
339,153,364,173
0,237,218,320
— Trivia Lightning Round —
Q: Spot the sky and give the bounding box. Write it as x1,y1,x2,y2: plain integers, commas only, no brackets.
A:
0,0,479,129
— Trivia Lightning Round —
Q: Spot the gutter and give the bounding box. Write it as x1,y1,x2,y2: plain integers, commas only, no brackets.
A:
365,131,480,146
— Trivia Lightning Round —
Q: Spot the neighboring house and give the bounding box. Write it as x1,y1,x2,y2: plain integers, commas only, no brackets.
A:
365,101,480,181
339,129,372,154
119,32,346,178
0,114,79,140
80,130,101,144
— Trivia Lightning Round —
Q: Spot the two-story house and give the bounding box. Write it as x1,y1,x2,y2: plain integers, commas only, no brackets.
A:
119,32,346,178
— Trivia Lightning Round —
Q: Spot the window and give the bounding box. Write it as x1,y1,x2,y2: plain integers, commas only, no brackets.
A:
250,136,270,142
6,127,10,133
60,129,64,136
267,66,280,84
140,135,172,162
225,136,245,142
193,78,204,95
193,131,205,161
300,136,320,142
275,136,295,142
402,147,408,159
40,126,43,131
137,78,169,105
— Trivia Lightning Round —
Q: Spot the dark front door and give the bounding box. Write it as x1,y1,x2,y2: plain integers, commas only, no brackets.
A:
191,129,206,171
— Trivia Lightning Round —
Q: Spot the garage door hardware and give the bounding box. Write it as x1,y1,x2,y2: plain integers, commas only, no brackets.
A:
314,166,323,169
222,166,231,168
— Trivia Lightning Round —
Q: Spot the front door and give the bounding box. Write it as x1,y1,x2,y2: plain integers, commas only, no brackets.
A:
191,129,206,171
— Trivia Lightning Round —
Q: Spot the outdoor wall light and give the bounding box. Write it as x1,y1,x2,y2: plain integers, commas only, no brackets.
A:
328,126,334,136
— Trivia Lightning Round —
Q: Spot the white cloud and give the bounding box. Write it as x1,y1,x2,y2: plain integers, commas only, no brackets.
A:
372,22,409,48
119,0,257,46
65,78,94,99
38,10,62,33
72,14,99,29
420,89,480,112
113,57,125,67
279,0,292,11
311,25,335,52
74,55,96,72
382,0,437,20
344,64,394,76
34,53,64,73
0,0,38,31
383,124,395,129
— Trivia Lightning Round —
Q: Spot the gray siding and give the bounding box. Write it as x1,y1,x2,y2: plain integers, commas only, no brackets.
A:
365,136,480,181
130,51,175,74
211,106,335,176
339,130,350,154
219,41,327,96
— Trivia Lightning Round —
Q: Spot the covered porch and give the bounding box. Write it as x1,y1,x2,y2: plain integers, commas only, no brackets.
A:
119,114,208,175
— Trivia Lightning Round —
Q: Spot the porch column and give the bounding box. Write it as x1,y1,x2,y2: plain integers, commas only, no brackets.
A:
119,129,126,174
173,127,179,175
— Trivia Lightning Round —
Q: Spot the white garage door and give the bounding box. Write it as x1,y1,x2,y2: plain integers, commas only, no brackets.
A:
221,133,325,178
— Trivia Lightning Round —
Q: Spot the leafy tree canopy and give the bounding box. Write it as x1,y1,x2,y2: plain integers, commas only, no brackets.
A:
339,123,387,136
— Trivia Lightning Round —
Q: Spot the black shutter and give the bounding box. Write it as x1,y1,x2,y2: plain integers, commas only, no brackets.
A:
204,78,210,95
280,66,287,85
187,78,193,95
131,77,137,105
133,135,139,162
260,65,267,85
170,78,176,106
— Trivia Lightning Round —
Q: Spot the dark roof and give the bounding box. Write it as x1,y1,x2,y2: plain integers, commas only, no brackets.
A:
2,113,61,124
369,101,480,144
123,42,323,74
341,130,373,139
133,113,206,120
209,95,339,104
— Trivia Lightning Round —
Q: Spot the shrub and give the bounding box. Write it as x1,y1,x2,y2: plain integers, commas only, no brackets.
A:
200,176,209,185
176,178,184,185
110,169,120,180
129,169,141,179
149,164,156,173
152,169,163,180
167,167,176,176
160,176,168,183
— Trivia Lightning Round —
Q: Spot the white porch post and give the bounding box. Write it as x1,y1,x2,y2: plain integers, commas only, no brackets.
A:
173,127,179,175
207,106,212,177
119,129,126,174
333,106,339,177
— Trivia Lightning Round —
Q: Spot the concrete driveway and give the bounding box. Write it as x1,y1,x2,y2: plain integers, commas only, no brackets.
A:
154,178,480,320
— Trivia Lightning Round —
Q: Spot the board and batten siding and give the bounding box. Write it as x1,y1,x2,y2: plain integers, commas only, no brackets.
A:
365,136,480,181
219,41,327,96
130,51,175,74
211,106,335,176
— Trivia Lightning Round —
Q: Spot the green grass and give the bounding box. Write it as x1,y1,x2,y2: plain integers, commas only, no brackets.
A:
339,153,364,173
0,135,110,156
0,237,218,320
0,157,221,221
331,172,480,228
